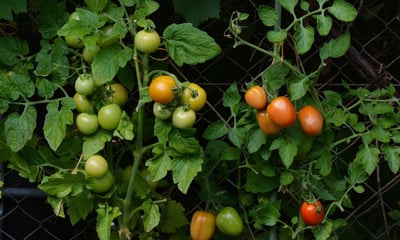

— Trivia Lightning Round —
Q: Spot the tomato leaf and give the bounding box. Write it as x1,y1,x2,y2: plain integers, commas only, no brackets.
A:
38,171,86,198
4,147,40,182
159,200,189,233
313,219,347,240
355,144,380,175
262,62,290,94
92,45,133,85
0,0,26,20
163,23,221,66
44,99,75,151
314,14,332,36
133,0,160,20
245,171,279,193
36,1,67,39
328,0,357,22
294,23,314,55
270,138,297,168
82,129,112,159
381,144,400,174
0,36,29,66
223,82,241,110
114,111,134,140
251,201,281,227
35,38,69,80
141,199,161,232
280,171,294,186
202,120,229,140
4,106,37,152
247,128,266,154
228,126,246,148
345,161,369,186
171,152,203,194
96,204,121,240
172,0,220,26
289,75,309,100
315,149,333,176
320,32,350,61
221,147,242,161
57,8,107,37
258,5,279,27
146,146,172,181
279,0,298,15
266,30,288,43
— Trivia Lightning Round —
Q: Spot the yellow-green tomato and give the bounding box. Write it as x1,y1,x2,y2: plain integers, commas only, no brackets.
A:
172,106,196,129
216,207,243,236
104,83,129,106
97,103,122,130
73,93,92,113
85,154,108,177
89,170,114,194
75,74,96,95
181,83,207,111
135,30,160,53
76,113,99,135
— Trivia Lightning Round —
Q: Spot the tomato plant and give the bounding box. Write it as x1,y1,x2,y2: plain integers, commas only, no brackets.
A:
97,103,122,130
76,113,99,135
85,155,109,177
298,105,324,136
75,74,96,96
267,96,296,127
172,106,196,128
135,30,161,54
148,75,177,104
216,207,243,236
245,85,267,110
300,200,325,226
190,211,216,240
181,82,207,111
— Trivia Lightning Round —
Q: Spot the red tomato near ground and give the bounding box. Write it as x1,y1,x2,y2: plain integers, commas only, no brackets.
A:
244,85,267,110
267,96,296,127
300,200,325,226
190,211,216,240
298,105,323,135
148,75,177,104
181,83,207,111
256,110,282,135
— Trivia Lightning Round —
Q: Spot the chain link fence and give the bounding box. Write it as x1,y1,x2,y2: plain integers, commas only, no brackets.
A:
1,0,399,239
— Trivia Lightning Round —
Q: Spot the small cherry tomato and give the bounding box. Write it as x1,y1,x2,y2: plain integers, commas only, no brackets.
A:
216,207,243,236
104,83,129,106
75,74,96,96
65,35,84,48
85,155,108,177
256,110,282,135
73,93,92,113
181,83,207,111
190,210,216,240
83,45,101,63
172,106,196,129
153,102,172,120
76,113,99,135
148,75,177,104
245,85,267,110
298,105,323,136
88,170,114,193
97,103,122,130
135,30,161,54
300,200,325,226
267,96,296,127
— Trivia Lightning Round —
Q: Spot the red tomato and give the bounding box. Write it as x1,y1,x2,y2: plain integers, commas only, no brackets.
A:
267,96,296,127
300,200,325,226
190,211,216,240
244,85,267,110
298,105,323,135
256,110,282,135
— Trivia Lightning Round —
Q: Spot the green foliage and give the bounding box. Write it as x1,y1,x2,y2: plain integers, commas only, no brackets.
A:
172,0,220,26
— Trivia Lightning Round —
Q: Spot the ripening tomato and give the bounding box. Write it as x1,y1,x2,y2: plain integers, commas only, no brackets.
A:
97,103,122,130
148,75,177,104
216,207,243,236
76,113,99,135
267,96,296,127
245,85,267,110
190,210,216,240
73,93,92,113
172,106,196,128
135,30,161,54
300,200,325,226
85,155,108,177
104,83,129,106
256,110,282,135
298,105,323,136
181,83,207,111
89,170,114,193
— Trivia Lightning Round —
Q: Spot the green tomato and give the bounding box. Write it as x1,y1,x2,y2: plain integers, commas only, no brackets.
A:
97,103,122,130
153,102,172,120
98,24,117,47
89,170,114,194
65,35,84,48
83,45,101,63
85,155,108,177
76,113,99,135
216,207,243,236
73,93,92,113
75,74,96,95
104,83,129,106
172,106,196,129
135,30,160,54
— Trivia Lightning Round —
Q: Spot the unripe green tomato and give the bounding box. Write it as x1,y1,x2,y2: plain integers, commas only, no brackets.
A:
76,113,99,135
135,30,160,53
89,170,114,193
85,155,108,177
216,207,243,236
97,103,122,130
83,45,101,63
73,93,92,113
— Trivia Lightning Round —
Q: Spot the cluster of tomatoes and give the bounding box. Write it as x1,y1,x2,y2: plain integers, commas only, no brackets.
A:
245,85,324,136
190,207,243,240
148,75,207,128
73,74,128,135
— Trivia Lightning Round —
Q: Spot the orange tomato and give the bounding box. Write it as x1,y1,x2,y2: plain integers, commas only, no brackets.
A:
256,110,282,135
267,96,296,127
190,211,216,240
244,85,267,110
148,75,177,104
298,105,323,135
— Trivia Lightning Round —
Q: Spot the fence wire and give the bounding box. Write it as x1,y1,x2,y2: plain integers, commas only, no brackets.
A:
0,0,399,239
